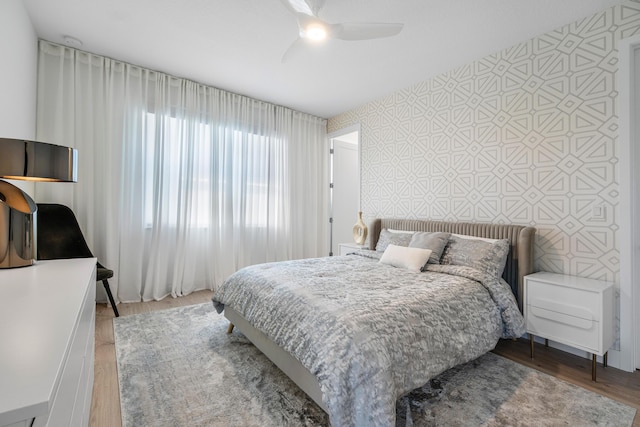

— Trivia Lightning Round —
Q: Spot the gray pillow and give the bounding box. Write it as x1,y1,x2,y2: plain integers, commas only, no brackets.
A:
375,229,414,252
440,235,510,278
408,231,451,266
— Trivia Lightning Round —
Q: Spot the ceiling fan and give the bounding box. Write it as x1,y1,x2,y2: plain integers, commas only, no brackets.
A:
279,0,404,62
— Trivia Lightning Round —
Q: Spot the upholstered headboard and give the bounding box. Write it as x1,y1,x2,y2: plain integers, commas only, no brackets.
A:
369,218,536,312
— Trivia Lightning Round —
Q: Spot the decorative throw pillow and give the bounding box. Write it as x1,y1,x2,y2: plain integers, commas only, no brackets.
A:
440,235,510,278
375,228,415,252
408,231,451,266
379,244,433,272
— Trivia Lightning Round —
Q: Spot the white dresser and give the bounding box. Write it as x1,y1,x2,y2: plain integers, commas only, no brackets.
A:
524,271,615,381
0,258,96,427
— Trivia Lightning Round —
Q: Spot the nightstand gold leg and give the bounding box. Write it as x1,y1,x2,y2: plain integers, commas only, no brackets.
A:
592,354,597,382
604,352,608,368
530,334,535,359
227,323,234,334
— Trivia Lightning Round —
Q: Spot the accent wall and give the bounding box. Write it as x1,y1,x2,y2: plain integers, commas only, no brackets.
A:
329,1,640,283
328,1,640,354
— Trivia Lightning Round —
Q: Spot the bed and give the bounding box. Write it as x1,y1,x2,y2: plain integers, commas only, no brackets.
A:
212,218,536,426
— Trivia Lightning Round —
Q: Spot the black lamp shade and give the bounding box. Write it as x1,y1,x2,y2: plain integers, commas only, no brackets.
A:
0,138,77,268
0,138,77,182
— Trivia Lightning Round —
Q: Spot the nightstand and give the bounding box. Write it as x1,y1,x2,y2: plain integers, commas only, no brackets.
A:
338,243,367,256
524,272,615,381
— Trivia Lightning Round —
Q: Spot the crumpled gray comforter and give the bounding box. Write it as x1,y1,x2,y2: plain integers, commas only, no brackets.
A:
212,251,525,427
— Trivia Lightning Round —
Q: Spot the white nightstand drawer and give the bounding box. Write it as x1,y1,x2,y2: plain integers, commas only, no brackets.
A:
528,296,596,322
529,304,594,329
527,281,601,321
527,305,599,352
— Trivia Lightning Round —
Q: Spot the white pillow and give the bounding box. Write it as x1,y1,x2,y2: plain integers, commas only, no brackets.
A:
379,244,433,272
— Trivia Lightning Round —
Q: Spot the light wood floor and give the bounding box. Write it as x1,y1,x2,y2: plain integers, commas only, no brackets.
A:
91,290,640,426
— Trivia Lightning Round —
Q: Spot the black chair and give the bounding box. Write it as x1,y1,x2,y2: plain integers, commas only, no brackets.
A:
36,203,119,317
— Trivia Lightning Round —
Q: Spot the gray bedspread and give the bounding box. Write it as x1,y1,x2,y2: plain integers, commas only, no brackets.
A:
212,251,525,427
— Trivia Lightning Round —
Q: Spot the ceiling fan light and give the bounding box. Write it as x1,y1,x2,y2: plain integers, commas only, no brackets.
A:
303,24,328,41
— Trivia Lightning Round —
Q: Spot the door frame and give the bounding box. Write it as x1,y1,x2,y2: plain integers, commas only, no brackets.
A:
327,124,361,255
617,34,640,371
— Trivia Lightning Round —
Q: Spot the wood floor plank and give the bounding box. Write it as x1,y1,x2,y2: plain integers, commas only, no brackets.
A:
90,361,121,426
90,290,639,426
493,339,640,426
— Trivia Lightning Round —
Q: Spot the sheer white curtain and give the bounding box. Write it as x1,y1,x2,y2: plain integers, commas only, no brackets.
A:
36,41,328,302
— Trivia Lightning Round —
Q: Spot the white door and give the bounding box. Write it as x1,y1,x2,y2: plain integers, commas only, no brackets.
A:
634,46,640,370
330,133,359,255
620,37,640,371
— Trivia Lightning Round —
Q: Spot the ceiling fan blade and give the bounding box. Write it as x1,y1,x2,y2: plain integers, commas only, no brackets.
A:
281,37,309,63
279,0,314,16
331,22,404,41
305,0,327,16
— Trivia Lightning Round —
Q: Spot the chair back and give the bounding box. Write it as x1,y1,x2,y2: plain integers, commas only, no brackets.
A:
36,203,94,260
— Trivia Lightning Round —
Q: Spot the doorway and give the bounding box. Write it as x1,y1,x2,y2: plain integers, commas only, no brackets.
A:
618,34,640,371
328,126,360,256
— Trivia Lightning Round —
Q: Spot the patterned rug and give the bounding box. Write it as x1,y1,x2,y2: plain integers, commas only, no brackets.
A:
114,303,636,426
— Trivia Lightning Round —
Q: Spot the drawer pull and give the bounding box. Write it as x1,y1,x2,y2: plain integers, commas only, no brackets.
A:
530,306,594,329
530,297,595,321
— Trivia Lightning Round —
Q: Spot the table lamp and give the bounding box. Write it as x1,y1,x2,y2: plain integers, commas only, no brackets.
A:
0,138,77,268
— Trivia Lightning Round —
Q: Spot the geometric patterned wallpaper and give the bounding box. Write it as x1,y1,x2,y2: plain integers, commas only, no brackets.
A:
328,1,640,348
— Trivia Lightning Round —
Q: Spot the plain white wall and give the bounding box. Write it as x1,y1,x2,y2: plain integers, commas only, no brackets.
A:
0,0,38,196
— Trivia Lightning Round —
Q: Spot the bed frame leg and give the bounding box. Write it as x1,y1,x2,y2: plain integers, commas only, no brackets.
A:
227,323,235,334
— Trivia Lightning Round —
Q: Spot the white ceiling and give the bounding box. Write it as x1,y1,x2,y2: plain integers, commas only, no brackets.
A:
23,0,624,119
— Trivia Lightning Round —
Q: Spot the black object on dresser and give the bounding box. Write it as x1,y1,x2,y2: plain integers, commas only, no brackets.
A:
36,203,119,317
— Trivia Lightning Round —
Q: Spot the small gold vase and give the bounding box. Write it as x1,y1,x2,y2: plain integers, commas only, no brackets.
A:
352,211,368,245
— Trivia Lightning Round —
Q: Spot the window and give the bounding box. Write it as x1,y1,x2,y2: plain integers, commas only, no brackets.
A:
143,112,277,229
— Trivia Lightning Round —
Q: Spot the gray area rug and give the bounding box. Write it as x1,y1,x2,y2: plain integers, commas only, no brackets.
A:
114,303,636,427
